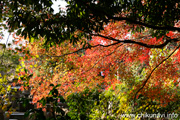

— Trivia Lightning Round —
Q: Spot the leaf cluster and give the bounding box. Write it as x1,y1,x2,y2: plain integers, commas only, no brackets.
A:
1,0,180,46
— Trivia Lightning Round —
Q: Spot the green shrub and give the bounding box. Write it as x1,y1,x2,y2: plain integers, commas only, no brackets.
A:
67,88,102,120
90,83,133,120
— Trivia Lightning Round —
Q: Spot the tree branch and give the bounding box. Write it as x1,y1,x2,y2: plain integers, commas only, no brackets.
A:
83,44,123,74
47,33,179,59
91,33,179,48
110,16,180,32
47,42,122,58
79,0,180,32
133,44,180,105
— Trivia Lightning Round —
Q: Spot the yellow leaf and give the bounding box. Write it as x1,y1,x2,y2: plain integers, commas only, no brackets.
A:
7,85,11,91
35,55,39,58
34,64,37,67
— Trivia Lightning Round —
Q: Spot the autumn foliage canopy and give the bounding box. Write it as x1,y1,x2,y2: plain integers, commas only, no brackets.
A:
1,0,180,117
14,20,180,110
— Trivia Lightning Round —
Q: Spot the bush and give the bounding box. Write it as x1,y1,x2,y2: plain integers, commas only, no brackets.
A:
67,88,102,120
89,83,133,120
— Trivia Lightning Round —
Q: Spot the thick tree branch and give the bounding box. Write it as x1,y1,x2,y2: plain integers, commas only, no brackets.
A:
110,16,180,32
79,0,180,32
133,44,180,105
91,33,179,48
48,33,179,58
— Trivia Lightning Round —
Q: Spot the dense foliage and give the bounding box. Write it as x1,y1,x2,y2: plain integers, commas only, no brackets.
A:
0,0,180,45
0,45,20,117
1,0,180,119
15,20,180,119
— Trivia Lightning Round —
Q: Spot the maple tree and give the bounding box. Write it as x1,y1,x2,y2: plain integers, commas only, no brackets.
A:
1,0,180,119
14,19,180,117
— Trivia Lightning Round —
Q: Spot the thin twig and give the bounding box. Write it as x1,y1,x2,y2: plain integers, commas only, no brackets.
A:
83,44,123,74
133,44,180,105
47,42,121,58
